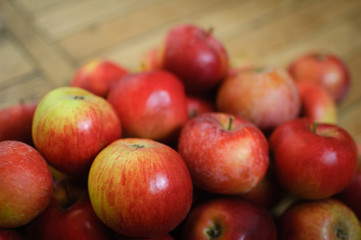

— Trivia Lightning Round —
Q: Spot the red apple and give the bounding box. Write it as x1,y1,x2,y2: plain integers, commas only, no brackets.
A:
70,59,129,98
88,138,193,238
288,52,350,102
279,198,361,239
0,229,25,240
117,234,174,240
27,197,114,240
160,24,229,96
186,96,214,119
216,66,301,132
178,112,269,194
337,143,361,220
32,87,122,175
140,47,162,71
107,70,188,143
297,81,337,124
269,118,358,200
0,141,53,228
0,101,37,145
181,197,277,240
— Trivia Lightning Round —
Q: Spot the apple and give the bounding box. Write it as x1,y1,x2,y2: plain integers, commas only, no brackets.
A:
0,140,53,228
269,118,358,200
186,96,214,119
27,197,115,240
178,112,269,195
288,52,350,102
0,229,25,240
88,138,193,238
0,101,37,145
278,198,361,239
107,70,188,143
337,143,361,220
70,58,129,98
117,234,174,240
32,86,122,175
140,47,162,71
181,197,277,240
216,66,301,133
297,81,337,124
160,24,229,96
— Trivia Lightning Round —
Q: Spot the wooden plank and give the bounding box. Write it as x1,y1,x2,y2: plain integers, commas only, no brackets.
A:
0,74,53,109
0,37,36,83
13,0,70,13
58,0,223,60
32,0,164,40
0,0,76,87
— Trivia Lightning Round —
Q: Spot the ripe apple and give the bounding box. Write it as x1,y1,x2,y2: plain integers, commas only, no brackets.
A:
140,47,162,71
297,81,337,124
278,198,361,239
216,66,301,132
107,70,188,143
27,197,114,240
181,197,277,240
337,143,361,220
88,138,193,238
32,87,122,175
0,229,25,240
160,24,229,96
269,118,358,200
186,96,214,119
0,141,53,228
70,58,128,98
0,101,37,145
288,52,350,102
178,112,269,194
117,234,174,240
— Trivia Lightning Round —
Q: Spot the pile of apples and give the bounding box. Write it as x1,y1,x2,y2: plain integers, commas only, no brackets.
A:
1,23,360,240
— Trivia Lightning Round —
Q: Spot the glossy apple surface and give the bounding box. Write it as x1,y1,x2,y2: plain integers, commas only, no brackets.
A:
216,66,300,132
178,112,269,194
88,138,193,238
107,70,188,143
70,59,128,97
160,24,229,96
27,197,114,240
0,101,37,145
32,87,122,175
297,81,337,124
288,52,350,102
181,197,277,240
0,141,53,228
279,198,361,240
270,118,358,199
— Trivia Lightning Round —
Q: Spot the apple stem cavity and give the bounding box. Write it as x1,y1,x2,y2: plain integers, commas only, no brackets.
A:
131,144,145,149
73,95,85,100
227,116,234,131
335,223,348,240
205,222,222,240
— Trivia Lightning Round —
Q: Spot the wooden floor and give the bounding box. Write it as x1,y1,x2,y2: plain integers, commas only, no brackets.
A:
0,0,361,142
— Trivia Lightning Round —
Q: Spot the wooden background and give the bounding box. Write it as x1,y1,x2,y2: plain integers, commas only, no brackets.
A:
0,0,361,142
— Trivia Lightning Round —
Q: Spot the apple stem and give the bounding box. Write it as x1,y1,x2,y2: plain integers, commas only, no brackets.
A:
311,121,319,133
227,116,234,131
205,27,214,39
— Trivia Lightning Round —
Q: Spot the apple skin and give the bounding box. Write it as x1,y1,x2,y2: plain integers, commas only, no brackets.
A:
117,234,174,240
0,101,37,145
216,66,301,132
178,112,269,194
269,118,358,200
288,52,350,102
297,82,337,124
181,197,277,240
337,143,361,220
186,96,214,119
0,229,25,240
32,87,122,175
70,58,128,98
160,24,229,96
0,141,53,228
88,138,193,238
27,197,115,240
278,198,361,240
140,47,162,71
107,70,188,143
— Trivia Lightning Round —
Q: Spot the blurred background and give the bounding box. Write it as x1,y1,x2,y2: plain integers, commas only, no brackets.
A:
0,0,360,141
